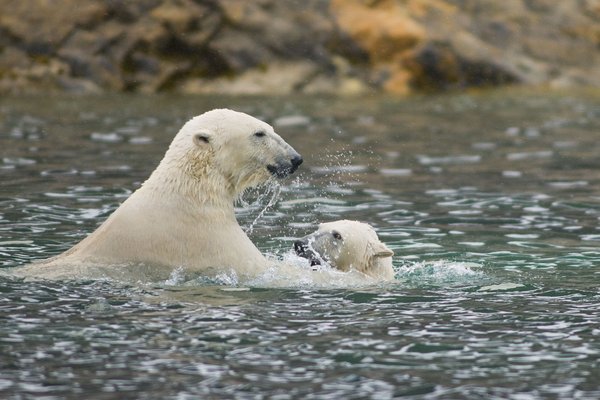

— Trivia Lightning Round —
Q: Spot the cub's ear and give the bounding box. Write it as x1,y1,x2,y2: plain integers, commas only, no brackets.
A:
369,241,394,258
193,131,212,146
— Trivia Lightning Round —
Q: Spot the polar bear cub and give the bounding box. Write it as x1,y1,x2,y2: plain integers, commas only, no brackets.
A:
294,220,395,281
20,109,302,281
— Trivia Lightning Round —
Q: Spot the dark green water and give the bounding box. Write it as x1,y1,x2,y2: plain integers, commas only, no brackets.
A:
1,90,600,399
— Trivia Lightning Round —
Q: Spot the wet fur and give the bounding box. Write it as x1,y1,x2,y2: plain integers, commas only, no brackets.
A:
18,109,301,281
295,220,395,281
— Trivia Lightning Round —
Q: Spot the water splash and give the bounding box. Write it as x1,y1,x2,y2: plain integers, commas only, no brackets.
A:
478,282,528,292
246,252,380,289
164,266,186,286
242,181,282,234
396,260,485,286
161,268,241,287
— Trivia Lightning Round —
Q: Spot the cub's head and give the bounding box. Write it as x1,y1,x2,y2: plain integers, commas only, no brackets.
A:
294,220,395,280
166,109,302,195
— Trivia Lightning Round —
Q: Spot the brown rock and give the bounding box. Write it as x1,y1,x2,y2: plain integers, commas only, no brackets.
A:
208,28,272,73
331,0,425,63
0,0,107,55
180,61,319,95
330,0,428,94
1,0,599,94
151,1,197,32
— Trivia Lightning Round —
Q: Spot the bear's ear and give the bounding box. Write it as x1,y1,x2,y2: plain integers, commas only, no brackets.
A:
193,131,212,147
370,241,394,258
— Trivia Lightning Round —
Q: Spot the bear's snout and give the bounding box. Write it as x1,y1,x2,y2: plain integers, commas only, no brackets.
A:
267,152,303,178
294,239,322,266
294,239,309,256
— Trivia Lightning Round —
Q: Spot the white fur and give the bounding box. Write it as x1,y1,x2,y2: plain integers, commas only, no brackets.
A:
295,220,396,281
19,109,301,280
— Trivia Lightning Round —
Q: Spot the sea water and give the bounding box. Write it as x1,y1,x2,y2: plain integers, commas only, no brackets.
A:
1,90,600,398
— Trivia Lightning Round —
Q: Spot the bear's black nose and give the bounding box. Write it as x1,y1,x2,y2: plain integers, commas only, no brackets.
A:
290,155,303,172
291,155,303,167
267,153,303,178
294,240,308,256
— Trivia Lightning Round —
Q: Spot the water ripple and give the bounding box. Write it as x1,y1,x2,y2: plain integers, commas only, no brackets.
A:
2,92,600,399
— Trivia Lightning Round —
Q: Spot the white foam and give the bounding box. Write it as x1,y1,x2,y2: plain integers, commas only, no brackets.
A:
245,252,379,289
396,260,483,284
164,266,186,286
478,282,525,292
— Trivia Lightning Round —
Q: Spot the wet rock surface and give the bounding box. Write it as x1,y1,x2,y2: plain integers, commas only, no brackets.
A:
1,0,599,94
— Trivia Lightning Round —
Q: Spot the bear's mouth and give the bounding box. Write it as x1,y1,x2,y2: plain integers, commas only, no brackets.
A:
267,155,303,178
267,164,293,179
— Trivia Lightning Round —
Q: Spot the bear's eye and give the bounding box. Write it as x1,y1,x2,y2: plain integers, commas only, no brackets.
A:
332,231,342,240
254,131,266,138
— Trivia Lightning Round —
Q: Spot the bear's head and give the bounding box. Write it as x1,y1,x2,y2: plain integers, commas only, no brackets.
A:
163,109,302,196
294,220,394,275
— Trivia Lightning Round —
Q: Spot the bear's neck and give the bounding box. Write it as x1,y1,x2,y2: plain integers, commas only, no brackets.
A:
138,162,237,217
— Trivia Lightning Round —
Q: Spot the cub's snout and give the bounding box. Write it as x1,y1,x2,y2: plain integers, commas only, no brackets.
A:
293,239,322,266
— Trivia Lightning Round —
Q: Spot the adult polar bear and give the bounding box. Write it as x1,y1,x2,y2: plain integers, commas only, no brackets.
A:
20,109,302,281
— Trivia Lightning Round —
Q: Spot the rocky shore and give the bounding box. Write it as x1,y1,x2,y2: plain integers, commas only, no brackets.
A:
1,0,599,95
